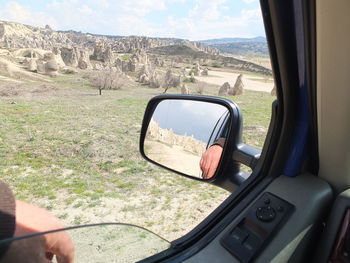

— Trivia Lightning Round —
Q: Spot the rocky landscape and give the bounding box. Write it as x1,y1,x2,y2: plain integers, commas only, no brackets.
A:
0,20,275,259
0,20,272,92
200,37,268,58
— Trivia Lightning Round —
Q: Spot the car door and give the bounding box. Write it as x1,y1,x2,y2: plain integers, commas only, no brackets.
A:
2,0,347,262
138,0,334,262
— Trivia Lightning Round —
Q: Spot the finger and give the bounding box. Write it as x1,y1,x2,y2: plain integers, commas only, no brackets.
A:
55,248,75,263
202,165,208,177
200,153,208,172
200,156,204,171
46,252,54,260
56,254,75,263
203,158,211,178
48,233,75,263
207,159,217,179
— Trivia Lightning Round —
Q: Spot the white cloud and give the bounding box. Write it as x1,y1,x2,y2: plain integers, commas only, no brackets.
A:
93,0,109,8
0,2,58,28
119,0,185,16
120,0,166,16
0,1,264,40
114,15,159,36
241,8,261,20
166,7,263,40
189,0,227,20
243,0,257,3
79,5,93,15
44,0,105,33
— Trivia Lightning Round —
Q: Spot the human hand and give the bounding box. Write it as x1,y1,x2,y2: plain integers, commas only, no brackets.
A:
10,200,75,263
200,145,223,179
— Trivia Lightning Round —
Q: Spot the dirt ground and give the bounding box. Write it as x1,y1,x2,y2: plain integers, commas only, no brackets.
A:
0,65,274,262
145,140,203,178
196,69,274,93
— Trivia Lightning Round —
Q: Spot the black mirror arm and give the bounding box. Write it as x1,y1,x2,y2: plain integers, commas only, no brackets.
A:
232,143,261,169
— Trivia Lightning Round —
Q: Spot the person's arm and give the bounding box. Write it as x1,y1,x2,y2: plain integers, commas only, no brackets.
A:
0,181,74,262
13,200,75,263
200,138,226,179
0,181,16,259
212,137,225,148
200,115,229,179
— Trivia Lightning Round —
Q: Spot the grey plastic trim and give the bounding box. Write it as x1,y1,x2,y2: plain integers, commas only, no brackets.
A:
183,174,332,263
317,0,350,193
312,189,350,262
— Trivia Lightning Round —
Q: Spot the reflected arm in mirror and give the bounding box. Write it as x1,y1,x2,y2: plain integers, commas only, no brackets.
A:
200,138,225,179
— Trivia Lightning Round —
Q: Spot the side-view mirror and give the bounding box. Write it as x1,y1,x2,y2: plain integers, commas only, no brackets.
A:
140,95,261,191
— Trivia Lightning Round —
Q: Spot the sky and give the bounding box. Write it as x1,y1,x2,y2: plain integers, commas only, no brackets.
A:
152,100,228,142
0,0,265,41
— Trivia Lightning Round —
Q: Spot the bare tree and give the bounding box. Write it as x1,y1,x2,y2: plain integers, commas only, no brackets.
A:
90,70,126,95
162,69,180,93
195,81,206,94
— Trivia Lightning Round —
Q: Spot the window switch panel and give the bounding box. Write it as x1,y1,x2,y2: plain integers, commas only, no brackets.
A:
221,192,294,263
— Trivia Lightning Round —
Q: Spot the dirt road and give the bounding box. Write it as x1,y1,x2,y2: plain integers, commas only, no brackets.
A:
145,140,203,178
196,70,274,93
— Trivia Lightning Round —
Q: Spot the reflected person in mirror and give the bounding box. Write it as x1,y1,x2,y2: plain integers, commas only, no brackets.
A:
0,181,74,263
200,138,225,179
200,114,229,179
200,112,230,179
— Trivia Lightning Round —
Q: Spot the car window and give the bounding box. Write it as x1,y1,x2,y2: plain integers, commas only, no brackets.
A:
0,0,274,260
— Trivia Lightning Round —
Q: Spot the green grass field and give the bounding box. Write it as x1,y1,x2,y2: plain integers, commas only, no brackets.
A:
0,73,274,240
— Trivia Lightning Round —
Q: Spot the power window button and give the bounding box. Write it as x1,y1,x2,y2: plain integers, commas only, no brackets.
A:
243,234,262,253
231,227,248,243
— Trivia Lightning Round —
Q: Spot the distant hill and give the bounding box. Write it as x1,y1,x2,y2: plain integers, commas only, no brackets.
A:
199,37,268,57
199,37,266,45
150,44,208,57
0,20,271,75
0,20,218,55
150,44,272,75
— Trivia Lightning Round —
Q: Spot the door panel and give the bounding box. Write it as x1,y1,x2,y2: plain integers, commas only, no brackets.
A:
314,189,350,262
183,174,332,263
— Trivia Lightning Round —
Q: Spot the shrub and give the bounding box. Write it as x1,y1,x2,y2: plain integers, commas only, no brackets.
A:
195,82,206,94
183,77,196,83
162,69,181,93
122,55,130,61
89,70,127,95
211,63,222,68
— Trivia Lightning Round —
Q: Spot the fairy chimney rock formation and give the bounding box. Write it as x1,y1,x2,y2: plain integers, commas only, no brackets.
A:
201,68,208,76
60,47,79,67
27,59,37,72
271,85,277,96
44,52,59,77
93,45,112,63
193,63,200,76
229,74,244,96
218,82,231,96
181,84,190,94
77,49,92,70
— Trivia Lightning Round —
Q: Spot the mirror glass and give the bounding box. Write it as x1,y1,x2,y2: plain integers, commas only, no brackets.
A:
144,99,230,178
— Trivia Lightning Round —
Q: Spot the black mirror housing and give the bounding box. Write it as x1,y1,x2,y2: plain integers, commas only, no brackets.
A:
140,94,243,191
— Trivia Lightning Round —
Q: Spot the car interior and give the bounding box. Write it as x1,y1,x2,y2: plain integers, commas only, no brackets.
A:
138,0,350,262
1,0,349,262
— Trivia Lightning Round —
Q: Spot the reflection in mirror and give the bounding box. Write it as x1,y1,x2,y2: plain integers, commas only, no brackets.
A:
0,224,170,263
144,99,229,178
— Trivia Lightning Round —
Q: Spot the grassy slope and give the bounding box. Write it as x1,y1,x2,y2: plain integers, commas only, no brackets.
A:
0,73,274,241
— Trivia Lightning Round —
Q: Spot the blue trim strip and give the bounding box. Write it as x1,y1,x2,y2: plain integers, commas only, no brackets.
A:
283,0,310,177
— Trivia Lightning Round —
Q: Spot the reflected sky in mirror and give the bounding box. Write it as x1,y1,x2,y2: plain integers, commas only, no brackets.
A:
152,100,229,143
